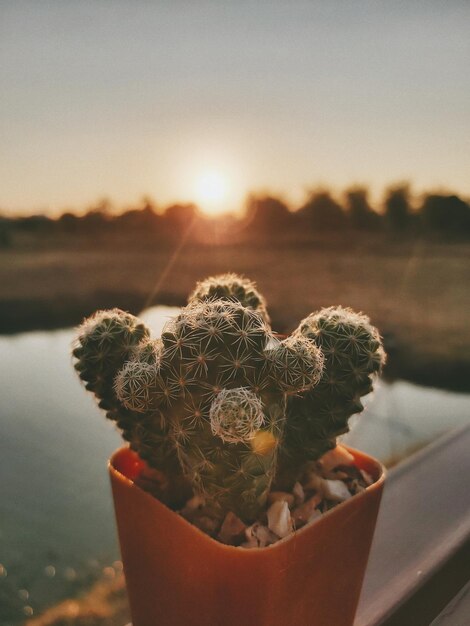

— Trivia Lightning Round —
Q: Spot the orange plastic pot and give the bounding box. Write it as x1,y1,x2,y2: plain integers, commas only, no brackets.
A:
109,446,385,626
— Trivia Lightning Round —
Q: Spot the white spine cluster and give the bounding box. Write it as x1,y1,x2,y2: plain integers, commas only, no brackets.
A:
209,387,266,444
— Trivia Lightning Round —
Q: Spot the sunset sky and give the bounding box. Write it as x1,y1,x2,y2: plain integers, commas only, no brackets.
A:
1,1,469,216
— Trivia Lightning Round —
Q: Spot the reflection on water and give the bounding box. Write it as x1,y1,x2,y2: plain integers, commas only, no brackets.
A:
0,305,469,624
342,379,470,463
0,306,175,624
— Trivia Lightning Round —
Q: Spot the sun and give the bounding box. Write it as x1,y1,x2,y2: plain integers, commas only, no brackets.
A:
194,170,229,215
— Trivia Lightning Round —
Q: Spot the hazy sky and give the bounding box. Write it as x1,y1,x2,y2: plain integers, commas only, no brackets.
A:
1,1,469,215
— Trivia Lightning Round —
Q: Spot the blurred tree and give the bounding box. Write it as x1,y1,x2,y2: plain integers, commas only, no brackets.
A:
80,209,109,231
163,203,198,225
79,197,114,233
420,194,470,235
384,184,411,231
0,217,12,247
244,195,291,234
89,197,113,215
344,187,381,230
58,211,80,233
120,202,160,232
297,189,346,230
15,215,53,232
141,195,158,212
162,203,199,238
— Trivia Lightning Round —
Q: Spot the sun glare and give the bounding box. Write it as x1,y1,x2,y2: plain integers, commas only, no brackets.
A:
195,171,229,215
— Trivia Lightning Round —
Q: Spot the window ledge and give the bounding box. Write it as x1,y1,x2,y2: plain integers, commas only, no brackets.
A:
354,423,470,626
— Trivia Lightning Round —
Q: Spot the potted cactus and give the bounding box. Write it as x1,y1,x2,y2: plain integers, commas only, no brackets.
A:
72,274,386,626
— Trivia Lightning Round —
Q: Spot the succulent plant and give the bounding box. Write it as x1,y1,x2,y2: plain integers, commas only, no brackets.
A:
73,275,385,524
73,297,323,522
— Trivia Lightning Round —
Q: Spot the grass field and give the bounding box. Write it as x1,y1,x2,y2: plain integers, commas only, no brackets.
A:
2,233,469,390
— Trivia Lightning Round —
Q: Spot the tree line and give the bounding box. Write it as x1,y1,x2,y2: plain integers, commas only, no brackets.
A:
1,185,470,247
244,185,470,236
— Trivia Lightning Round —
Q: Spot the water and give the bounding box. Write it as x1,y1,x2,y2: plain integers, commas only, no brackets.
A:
342,379,470,462
0,306,469,624
0,307,177,624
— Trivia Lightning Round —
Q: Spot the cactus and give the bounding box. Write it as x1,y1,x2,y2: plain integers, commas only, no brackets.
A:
188,273,271,325
72,275,385,525
276,306,386,487
73,297,323,523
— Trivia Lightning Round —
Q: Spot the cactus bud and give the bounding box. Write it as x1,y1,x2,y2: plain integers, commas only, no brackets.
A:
210,388,265,444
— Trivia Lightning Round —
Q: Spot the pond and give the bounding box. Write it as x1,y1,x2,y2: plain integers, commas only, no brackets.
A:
1,306,469,624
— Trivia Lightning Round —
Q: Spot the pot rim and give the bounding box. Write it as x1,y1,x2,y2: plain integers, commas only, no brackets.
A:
109,445,386,553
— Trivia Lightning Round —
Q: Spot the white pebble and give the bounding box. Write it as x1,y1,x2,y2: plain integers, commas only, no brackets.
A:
323,479,352,502
267,501,293,538
360,469,374,486
292,481,305,505
292,494,322,527
245,523,278,548
218,512,246,544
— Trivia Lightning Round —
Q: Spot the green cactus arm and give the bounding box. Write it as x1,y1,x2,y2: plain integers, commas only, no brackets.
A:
276,306,386,488
72,309,182,478
114,350,183,474
72,309,150,424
